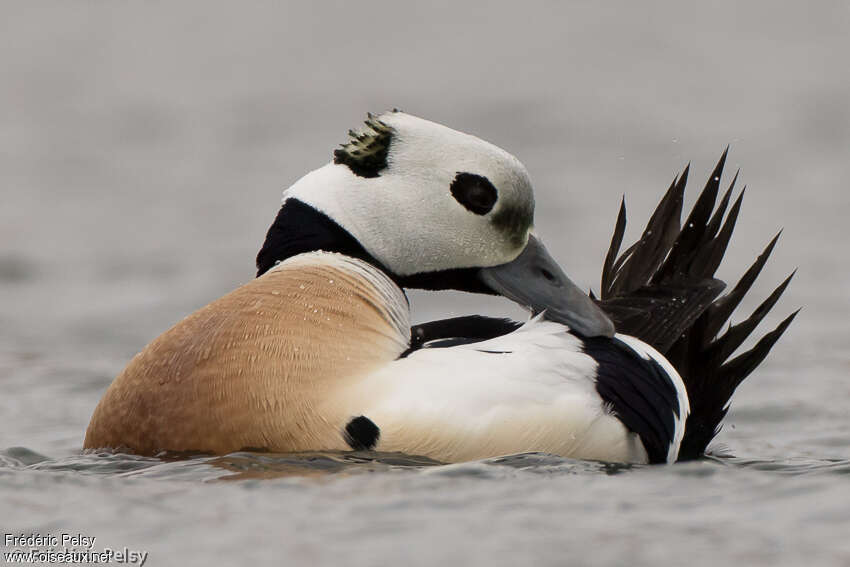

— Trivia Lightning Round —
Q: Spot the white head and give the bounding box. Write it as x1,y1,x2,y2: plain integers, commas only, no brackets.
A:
262,111,614,338
284,111,535,275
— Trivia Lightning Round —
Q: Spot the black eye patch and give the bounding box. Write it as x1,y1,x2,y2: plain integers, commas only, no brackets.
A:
450,172,498,215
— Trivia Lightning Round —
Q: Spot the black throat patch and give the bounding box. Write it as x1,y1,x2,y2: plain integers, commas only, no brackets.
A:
333,114,394,178
256,199,381,277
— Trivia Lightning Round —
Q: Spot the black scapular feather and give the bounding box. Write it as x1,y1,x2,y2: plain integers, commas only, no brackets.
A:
596,150,796,460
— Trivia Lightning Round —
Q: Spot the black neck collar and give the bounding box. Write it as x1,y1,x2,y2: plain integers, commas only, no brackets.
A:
256,198,379,276
255,199,493,295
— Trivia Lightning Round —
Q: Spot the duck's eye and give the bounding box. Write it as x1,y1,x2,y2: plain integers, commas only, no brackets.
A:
450,172,498,215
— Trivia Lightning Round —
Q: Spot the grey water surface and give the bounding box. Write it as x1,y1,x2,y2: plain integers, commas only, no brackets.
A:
2,2,849,566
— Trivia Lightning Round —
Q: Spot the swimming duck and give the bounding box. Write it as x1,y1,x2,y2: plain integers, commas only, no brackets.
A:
84,111,795,464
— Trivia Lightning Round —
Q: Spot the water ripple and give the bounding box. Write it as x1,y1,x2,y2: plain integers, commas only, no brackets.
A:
4,447,847,482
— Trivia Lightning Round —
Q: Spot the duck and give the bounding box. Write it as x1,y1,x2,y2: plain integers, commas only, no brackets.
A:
83,110,796,464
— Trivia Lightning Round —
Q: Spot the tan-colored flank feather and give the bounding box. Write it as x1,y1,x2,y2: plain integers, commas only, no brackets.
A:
84,253,409,455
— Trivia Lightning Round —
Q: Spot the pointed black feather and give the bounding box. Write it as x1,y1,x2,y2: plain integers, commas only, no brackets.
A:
708,271,796,363
605,174,684,294
608,240,639,288
691,187,743,279
609,179,679,296
692,172,739,275
704,231,781,339
655,150,726,283
610,171,685,295
703,170,738,242
602,197,627,296
719,309,799,387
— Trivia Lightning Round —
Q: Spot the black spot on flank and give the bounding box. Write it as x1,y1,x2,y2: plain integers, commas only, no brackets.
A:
583,337,680,464
450,172,498,215
344,416,380,451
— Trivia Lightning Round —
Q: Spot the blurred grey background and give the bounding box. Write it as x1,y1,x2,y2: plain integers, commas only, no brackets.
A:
1,2,848,455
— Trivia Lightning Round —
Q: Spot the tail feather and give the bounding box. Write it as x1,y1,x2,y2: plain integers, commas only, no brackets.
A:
601,197,627,296
707,270,796,364
654,148,728,284
704,170,738,241
720,309,799,386
691,182,741,278
704,231,781,339
603,170,687,298
596,151,796,460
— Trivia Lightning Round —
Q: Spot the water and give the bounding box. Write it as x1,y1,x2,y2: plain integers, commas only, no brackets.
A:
2,2,849,565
